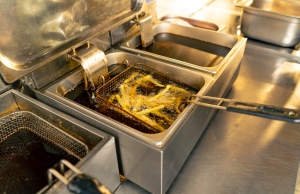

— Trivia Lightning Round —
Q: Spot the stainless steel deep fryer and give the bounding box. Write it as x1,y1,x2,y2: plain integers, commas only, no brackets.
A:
0,0,247,193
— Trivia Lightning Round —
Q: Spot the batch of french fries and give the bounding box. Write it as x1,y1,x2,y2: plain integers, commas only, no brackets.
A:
108,71,192,132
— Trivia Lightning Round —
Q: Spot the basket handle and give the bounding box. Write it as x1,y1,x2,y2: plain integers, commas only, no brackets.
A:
47,159,111,194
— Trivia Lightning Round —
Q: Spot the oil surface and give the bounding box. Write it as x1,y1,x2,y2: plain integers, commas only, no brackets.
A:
137,33,231,67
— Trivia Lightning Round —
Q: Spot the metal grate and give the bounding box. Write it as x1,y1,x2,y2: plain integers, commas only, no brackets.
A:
95,63,198,134
0,111,88,193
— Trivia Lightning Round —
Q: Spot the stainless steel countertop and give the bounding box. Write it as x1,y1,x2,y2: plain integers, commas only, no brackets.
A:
115,0,300,193
166,41,300,194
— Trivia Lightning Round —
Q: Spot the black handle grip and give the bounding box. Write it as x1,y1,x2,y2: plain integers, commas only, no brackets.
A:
227,100,300,123
67,174,111,194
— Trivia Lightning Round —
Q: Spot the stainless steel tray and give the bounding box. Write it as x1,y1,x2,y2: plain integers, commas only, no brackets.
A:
36,48,244,193
119,22,246,74
236,0,300,47
0,90,120,193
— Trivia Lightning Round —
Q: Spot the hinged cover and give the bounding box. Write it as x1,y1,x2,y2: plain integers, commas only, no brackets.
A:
0,0,145,83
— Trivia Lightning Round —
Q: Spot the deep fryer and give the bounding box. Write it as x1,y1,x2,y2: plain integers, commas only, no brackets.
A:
0,0,247,193
0,90,120,193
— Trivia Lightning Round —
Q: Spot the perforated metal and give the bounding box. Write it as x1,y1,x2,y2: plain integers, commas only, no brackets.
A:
0,111,88,169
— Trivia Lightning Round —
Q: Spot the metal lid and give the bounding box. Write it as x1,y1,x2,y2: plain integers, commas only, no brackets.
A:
0,0,145,83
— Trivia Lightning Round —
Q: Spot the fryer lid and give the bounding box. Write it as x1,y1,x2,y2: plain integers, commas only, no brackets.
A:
0,0,145,83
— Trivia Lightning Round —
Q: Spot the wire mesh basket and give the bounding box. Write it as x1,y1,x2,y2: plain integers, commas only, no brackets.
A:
95,63,198,134
0,111,89,193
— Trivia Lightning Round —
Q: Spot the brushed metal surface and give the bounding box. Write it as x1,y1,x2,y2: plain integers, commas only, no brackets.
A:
134,14,154,47
0,0,146,83
166,40,300,194
236,0,300,47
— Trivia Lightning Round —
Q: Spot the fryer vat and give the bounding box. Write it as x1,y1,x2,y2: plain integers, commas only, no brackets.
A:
0,90,120,193
119,22,244,74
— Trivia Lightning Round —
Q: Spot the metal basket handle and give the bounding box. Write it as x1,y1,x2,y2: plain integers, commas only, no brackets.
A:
47,159,111,194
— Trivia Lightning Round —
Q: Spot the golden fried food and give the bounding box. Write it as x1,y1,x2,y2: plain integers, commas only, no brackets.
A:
111,71,192,132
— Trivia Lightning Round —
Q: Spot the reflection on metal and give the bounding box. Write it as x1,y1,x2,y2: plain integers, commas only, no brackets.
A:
39,0,89,48
236,0,300,47
0,0,145,83
132,13,154,47
68,43,108,90
132,0,145,11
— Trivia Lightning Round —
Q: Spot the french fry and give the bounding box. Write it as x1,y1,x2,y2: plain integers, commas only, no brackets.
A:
110,71,192,132
169,85,190,94
132,97,143,112
108,94,117,103
135,75,165,87
120,84,131,107
175,97,182,114
152,110,174,123
130,84,137,98
139,115,165,132
124,72,140,83
143,75,165,87
147,85,171,102
115,94,130,113
137,105,165,115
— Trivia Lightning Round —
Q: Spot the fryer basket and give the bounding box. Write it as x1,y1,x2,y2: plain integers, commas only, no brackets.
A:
95,63,198,134
0,111,89,193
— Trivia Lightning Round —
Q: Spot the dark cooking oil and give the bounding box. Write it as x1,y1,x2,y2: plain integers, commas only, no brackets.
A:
73,88,98,111
0,130,79,193
137,33,231,67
